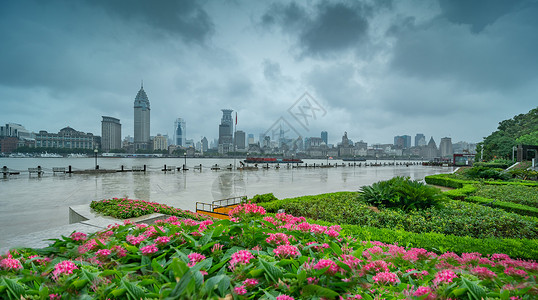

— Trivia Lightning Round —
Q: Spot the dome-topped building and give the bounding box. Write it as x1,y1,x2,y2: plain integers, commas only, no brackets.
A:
134,83,151,151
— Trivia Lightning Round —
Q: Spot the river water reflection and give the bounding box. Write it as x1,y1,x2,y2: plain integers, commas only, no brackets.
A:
0,157,455,243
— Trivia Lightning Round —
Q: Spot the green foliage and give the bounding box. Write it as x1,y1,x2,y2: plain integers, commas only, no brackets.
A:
508,168,538,181
471,184,538,208
359,176,445,211
259,191,538,240
424,174,470,188
250,193,278,204
473,159,513,169
516,130,538,146
464,166,511,181
464,196,538,218
482,106,538,160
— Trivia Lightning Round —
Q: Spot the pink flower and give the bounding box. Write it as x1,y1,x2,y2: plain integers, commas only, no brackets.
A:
471,266,497,280
243,278,259,288
70,232,87,241
113,245,127,257
339,254,362,270
140,244,158,255
96,249,111,257
211,243,224,253
188,253,206,267
276,295,295,300
273,245,300,259
363,260,391,274
433,269,458,284
504,267,529,279
234,285,247,295
314,259,340,275
126,235,146,245
307,277,319,284
266,233,290,246
155,236,171,245
344,295,363,300
413,286,436,299
372,271,399,285
229,250,255,270
52,261,78,280
0,258,22,270
325,229,340,238
49,294,61,300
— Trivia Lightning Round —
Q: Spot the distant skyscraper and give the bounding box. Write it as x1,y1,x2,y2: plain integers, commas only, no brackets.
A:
174,118,186,146
321,131,328,145
101,116,121,151
439,137,453,158
394,135,411,149
133,84,150,151
415,133,426,147
218,109,233,153
235,130,246,149
247,133,254,145
201,137,208,152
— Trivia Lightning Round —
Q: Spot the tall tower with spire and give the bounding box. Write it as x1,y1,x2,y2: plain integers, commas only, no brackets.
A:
134,82,150,151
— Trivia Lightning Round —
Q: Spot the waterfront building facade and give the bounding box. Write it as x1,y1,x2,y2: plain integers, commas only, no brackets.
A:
153,134,168,151
35,127,98,149
415,133,426,147
101,116,121,152
134,85,151,151
235,130,246,150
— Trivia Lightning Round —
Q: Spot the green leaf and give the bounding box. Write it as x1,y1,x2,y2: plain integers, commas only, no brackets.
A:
329,241,343,256
302,284,340,298
152,258,165,273
110,288,126,297
168,258,189,279
208,258,229,275
260,259,283,283
204,275,226,293
38,285,49,299
71,279,89,289
249,268,264,278
198,229,214,246
3,278,25,298
123,280,146,300
217,275,231,297
462,278,486,300
451,287,468,297
169,269,193,298
211,224,227,238
500,289,510,300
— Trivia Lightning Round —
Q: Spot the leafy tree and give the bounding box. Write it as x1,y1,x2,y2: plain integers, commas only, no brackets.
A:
516,131,538,146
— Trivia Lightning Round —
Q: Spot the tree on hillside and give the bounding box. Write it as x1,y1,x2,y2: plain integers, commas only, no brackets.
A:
482,107,538,160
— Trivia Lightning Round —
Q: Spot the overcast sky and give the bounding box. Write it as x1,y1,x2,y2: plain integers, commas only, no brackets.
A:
1,0,537,146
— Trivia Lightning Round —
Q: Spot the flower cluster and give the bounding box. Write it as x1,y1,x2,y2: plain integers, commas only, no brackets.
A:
52,261,78,280
228,202,266,220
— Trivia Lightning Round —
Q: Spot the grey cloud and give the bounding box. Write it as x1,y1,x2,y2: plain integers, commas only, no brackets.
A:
389,3,538,91
263,60,282,81
85,0,215,43
438,0,527,33
261,1,371,57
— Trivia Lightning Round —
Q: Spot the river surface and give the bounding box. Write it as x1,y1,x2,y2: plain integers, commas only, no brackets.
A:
0,157,455,244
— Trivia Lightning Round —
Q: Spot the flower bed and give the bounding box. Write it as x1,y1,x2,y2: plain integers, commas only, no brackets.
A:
1,206,536,299
90,198,210,221
260,192,538,240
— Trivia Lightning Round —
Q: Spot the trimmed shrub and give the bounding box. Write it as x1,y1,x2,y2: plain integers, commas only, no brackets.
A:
465,196,538,218
250,193,278,203
465,166,511,181
424,174,471,188
359,176,445,211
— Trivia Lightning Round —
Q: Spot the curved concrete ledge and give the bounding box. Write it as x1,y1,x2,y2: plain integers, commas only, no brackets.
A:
1,206,169,254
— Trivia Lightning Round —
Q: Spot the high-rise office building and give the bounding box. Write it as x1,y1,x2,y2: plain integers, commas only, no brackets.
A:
415,133,426,147
439,137,453,158
174,118,186,146
321,131,328,145
247,133,254,145
218,109,233,153
235,130,246,150
134,84,150,151
394,135,412,149
101,116,121,152
201,137,208,152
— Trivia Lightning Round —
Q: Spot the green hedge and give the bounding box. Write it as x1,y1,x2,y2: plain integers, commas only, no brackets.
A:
424,174,473,188
425,174,538,188
465,196,538,218
442,184,477,200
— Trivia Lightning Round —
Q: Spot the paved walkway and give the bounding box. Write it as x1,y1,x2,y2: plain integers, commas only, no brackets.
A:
1,206,166,254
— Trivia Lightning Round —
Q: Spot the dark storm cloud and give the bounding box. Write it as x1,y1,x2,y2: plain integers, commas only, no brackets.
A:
389,1,538,91
85,0,215,43
438,0,527,33
261,1,372,57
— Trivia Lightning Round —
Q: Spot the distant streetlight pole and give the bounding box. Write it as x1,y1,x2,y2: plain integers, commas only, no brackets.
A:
183,152,187,171
94,149,99,170
326,154,329,166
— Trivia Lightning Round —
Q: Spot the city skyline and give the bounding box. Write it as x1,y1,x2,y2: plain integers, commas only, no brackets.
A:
1,1,538,145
